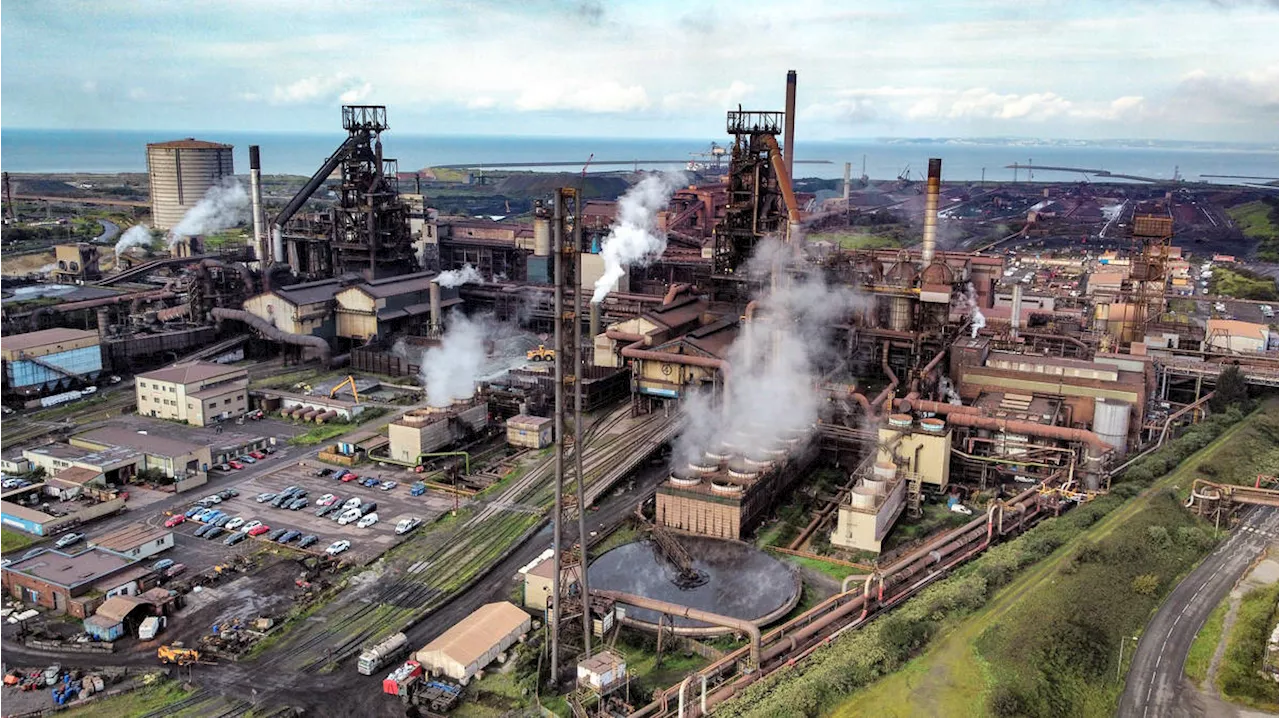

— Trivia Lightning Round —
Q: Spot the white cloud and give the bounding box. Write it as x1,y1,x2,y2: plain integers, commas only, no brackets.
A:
127,87,148,100
269,73,372,105
515,81,650,113
466,96,497,110
662,81,754,112
81,80,97,94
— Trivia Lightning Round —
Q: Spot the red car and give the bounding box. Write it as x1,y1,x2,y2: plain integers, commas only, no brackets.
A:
340,472,358,482
164,515,186,528
249,451,266,460
247,525,270,536
228,460,245,470
164,563,187,578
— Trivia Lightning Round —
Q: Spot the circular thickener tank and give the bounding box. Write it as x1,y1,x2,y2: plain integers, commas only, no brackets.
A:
873,461,896,480
1093,397,1130,455
146,139,234,231
887,413,913,429
589,537,800,630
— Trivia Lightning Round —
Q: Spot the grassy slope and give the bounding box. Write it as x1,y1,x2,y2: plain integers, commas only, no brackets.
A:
2,527,38,553
1184,600,1228,685
832,399,1274,718
1227,199,1279,261
1209,266,1278,302
56,680,193,718
1216,582,1280,712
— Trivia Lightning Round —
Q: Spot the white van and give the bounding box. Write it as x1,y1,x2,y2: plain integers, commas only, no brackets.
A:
337,508,363,525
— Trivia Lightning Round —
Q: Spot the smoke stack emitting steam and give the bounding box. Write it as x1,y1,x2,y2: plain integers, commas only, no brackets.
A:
114,225,154,259
591,172,686,304
421,312,487,407
169,177,249,245
436,263,483,288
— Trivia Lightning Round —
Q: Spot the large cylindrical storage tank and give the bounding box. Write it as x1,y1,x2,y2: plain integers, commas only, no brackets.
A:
146,138,234,231
888,296,913,331
1093,398,1130,455
533,214,552,257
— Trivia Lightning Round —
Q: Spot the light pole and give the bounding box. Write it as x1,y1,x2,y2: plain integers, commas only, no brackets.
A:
1116,634,1139,682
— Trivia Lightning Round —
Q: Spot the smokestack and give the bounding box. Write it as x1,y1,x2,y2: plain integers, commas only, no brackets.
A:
1010,283,1022,339
271,226,285,265
784,71,797,184
922,157,941,266
843,162,852,203
589,301,601,340
249,145,266,265
429,280,442,336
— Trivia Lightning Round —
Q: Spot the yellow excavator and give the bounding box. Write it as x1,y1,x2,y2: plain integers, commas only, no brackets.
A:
329,375,360,403
157,644,201,665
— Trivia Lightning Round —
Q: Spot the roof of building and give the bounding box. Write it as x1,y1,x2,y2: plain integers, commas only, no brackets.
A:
420,601,530,667
683,317,740,360
3,327,98,352
139,587,177,605
95,595,146,623
508,414,553,428
90,523,170,553
4,547,136,589
272,278,342,306
83,614,120,630
147,138,232,150
0,500,53,524
25,443,95,461
55,466,104,486
1206,319,1269,341
75,427,204,458
644,297,709,331
137,361,246,386
579,650,625,675
188,383,245,400
1089,271,1128,287
354,272,438,299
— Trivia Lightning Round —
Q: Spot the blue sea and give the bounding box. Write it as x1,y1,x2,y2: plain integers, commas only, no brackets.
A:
1,129,1276,184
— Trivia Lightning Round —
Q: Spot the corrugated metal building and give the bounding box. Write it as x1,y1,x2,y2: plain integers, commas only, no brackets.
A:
1,328,103,396
414,601,531,684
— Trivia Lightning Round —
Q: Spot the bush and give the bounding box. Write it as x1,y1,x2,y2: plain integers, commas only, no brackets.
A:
1132,574,1160,595
989,684,1028,717
1145,526,1172,550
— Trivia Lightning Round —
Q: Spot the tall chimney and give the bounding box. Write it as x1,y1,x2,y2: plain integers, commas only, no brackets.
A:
429,280,442,336
784,70,797,184
922,157,941,266
589,301,601,340
1010,283,1022,339
843,162,852,203
248,145,267,265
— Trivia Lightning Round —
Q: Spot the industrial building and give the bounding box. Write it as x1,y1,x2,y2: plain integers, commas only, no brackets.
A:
0,547,152,617
88,523,174,561
832,460,907,553
146,138,234,231
135,361,249,427
51,243,102,282
1,327,103,397
71,427,212,481
414,601,532,684
387,401,489,465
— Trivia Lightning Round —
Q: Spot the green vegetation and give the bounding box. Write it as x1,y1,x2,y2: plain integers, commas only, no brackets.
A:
817,232,905,250
1227,198,1279,262
717,399,1265,718
57,678,193,718
1209,266,1278,302
288,422,359,447
1217,582,1280,711
1,527,37,553
1185,599,1229,684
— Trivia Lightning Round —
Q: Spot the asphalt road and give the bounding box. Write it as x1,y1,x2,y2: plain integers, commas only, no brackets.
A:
1118,505,1278,718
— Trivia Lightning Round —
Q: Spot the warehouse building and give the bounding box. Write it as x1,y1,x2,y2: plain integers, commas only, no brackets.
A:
415,601,531,684
243,278,343,340
334,271,460,342
71,427,211,481
1204,319,1271,354
136,361,249,427
388,401,488,464
1,547,152,617
1,327,103,397
89,524,174,561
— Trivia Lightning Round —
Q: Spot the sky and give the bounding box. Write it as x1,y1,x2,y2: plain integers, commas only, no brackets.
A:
2,0,1277,143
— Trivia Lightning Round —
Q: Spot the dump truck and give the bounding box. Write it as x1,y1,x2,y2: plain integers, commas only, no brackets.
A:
357,632,409,676
157,644,200,665
526,345,555,361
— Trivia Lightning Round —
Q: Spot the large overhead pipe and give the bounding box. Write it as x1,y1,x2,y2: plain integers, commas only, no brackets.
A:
248,145,266,265
593,589,762,668
271,135,359,266
921,157,941,265
759,135,802,243
783,70,797,184
211,307,333,366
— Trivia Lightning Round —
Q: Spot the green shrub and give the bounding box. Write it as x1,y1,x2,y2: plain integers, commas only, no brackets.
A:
1132,574,1160,595
1145,525,1171,550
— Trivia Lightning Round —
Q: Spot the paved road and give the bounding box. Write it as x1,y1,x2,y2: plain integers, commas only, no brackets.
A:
1118,505,1278,718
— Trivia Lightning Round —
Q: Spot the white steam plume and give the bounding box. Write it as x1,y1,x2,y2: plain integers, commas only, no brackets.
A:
592,172,686,304
939,375,962,405
954,281,986,338
436,263,483,288
170,178,249,243
37,263,58,274
421,312,488,407
114,224,154,259
671,237,866,468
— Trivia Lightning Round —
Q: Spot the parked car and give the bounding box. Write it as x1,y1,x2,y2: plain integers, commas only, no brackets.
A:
256,492,276,503
205,495,223,504
220,489,239,499
151,558,175,572
225,517,246,531
357,501,377,516
318,468,334,477
240,455,257,464
165,515,186,528
213,515,233,528
361,478,379,488
247,525,271,537
193,524,213,538
379,481,398,492
325,540,351,556
241,520,263,533
185,506,204,518
164,563,187,578
297,535,319,549
224,532,248,546
192,509,212,522
315,504,337,518
337,508,363,525
204,511,226,524
270,495,290,508
249,451,267,460
340,472,358,482
217,463,231,472
290,490,308,500
228,460,245,470
395,517,422,535
278,530,301,543
204,527,224,541
55,532,84,549
356,513,379,529
316,493,336,506
288,497,309,511
266,528,288,541
342,497,362,510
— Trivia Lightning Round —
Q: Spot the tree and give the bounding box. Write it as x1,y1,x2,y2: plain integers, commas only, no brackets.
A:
1209,365,1248,412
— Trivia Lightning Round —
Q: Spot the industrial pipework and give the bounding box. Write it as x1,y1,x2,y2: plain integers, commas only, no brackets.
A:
210,307,334,366
921,157,941,265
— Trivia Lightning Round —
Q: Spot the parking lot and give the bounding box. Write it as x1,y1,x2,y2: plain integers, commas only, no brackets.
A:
168,461,455,564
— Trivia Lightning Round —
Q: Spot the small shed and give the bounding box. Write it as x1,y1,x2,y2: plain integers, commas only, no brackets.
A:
506,415,553,449
84,595,148,640
577,650,627,695
83,614,124,641
414,601,531,684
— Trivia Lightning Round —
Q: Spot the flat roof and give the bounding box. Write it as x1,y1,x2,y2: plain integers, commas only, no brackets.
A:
90,523,170,552
1206,319,1269,340
271,278,342,306
55,466,104,485
137,361,246,386
419,602,530,667
1,500,53,524
4,547,136,589
2,327,99,353
25,444,95,461
75,427,203,458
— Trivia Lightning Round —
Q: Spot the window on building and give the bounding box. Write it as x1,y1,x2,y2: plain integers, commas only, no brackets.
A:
236,394,244,401
25,588,39,603
208,402,217,409
224,399,231,405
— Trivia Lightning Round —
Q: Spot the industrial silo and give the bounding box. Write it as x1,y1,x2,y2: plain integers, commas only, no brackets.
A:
146,138,234,231
1093,397,1131,455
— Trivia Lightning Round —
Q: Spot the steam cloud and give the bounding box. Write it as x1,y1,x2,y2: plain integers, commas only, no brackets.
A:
955,281,986,337
671,238,864,468
421,312,488,407
592,172,686,304
114,224,154,259
170,178,249,242
436,263,483,288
